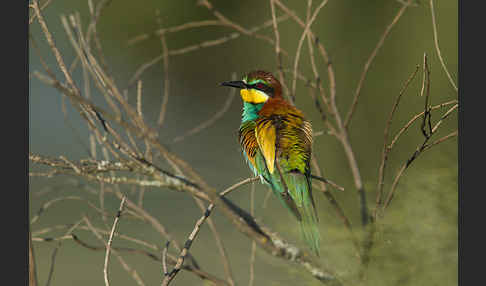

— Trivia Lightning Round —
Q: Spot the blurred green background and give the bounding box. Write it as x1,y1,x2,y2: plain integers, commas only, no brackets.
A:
29,0,457,285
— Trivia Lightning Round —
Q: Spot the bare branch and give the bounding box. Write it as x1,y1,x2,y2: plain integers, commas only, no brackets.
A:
381,58,458,211
31,0,80,94
192,197,235,286
374,65,420,219
104,196,126,286
161,202,215,286
383,130,457,211
388,99,457,150
30,156,210,205
162,241,170,277
136,80,144,119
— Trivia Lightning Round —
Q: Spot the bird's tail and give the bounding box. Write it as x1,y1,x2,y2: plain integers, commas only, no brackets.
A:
299,200,320,256
261,157,321,255
287,172,321,256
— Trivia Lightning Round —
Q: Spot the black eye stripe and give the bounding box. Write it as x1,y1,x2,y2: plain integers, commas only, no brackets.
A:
250,83,273,94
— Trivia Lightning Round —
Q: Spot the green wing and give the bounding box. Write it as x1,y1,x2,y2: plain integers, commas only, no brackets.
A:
255,116,320,255
241,114,320,255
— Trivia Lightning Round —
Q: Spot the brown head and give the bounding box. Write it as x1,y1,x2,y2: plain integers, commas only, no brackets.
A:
220,70,283,104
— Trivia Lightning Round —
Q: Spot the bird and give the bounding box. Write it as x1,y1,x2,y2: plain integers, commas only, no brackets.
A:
221,70,320,255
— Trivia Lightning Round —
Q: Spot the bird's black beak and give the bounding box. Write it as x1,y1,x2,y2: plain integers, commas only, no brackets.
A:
220,80,247,89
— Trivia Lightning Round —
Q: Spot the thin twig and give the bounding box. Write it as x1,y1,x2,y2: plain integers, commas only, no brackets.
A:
424,129,458,151
305,27,337,134
29,227,38,286
361,64,422,278
383,130,457,210
104,196,126,286
248,181,256,286
162,241,170,276
173,73,237,143
29,0,54,25
273,0,337,105
420,54,433,141
273,0,365,228
30,196,105,225
128,15,289,86
431,104,458,134
198,0,277,46
156,9,171,127
388,99,458,150
374,65,420,219
128,20,222,46
161,204,215,286
137,80,143,118
262,188,273,209
86,0,112,74
311,154,360,257
192,197,236,286
35,232,228,285
382,59,457,210
161,177,259,286
31,0,80,94
83,216,146,286
44,220,83,286
291,0,330,100
344,0,414,129
270,0,291,101
429,0,458,92
115,193,191,261
310,174,345,192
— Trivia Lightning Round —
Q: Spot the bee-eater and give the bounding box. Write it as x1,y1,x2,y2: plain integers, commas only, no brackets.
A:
221,70,320,255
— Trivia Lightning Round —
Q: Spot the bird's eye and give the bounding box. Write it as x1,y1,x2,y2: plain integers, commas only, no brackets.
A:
255,83,265,90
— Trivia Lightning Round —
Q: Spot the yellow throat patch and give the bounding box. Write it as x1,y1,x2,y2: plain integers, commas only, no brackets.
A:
240,89,269,104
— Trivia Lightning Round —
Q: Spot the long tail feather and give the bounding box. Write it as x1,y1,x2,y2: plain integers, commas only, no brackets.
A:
255,152,320,255
299,201,321,256
277,169,321,255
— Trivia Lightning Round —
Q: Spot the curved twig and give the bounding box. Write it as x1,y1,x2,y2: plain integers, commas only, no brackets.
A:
104,196,126,286
344,0,414,129
429,0,458,92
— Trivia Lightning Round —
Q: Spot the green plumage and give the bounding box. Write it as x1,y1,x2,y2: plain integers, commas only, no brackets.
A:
223,70,320,255
253,148,320,256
